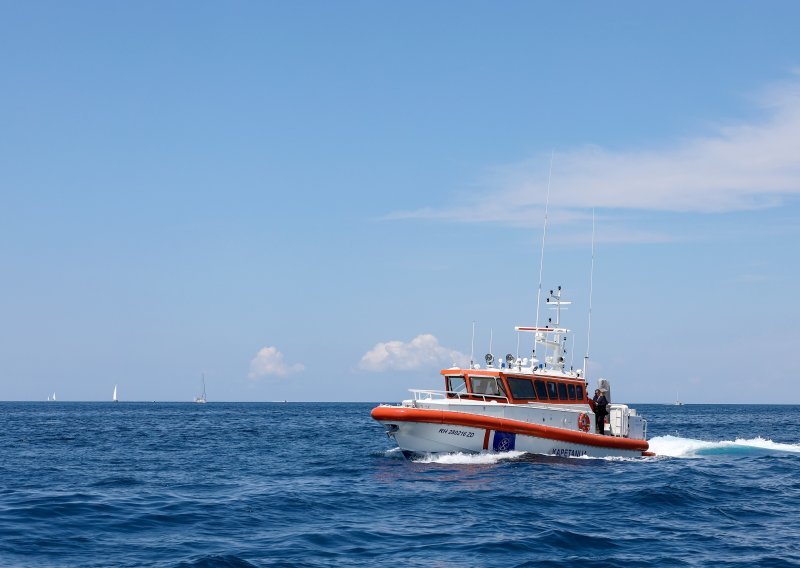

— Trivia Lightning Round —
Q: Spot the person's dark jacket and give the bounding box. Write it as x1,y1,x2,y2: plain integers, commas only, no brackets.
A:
594,394,608,416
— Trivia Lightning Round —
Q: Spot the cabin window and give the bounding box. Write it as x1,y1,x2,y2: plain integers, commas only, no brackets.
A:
557,382,568,400
470,376,500,397
568,384,576,400
447,376,467,396
497,380,509,400
576,385,584,400
534,380,548,399
546,381,558,400
507,378,536,400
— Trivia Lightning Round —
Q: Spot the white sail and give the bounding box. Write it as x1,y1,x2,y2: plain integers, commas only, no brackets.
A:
112,385,118,402
194,373,206,404
194,374,207,403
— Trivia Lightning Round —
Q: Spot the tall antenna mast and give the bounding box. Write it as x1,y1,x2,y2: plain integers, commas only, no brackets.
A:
470,321,476,369
534,152,554,343
570,334,576,370
584,209,596,379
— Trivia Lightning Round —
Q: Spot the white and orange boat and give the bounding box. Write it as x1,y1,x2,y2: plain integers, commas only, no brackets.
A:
372,287,651,459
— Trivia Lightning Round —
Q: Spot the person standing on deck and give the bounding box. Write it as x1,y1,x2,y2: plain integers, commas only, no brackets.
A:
593,388,609,435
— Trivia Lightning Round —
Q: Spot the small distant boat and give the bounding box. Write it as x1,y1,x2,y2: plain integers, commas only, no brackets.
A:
194,374,207,404
112,385,119,403
47,392,56,401
674,391,683,406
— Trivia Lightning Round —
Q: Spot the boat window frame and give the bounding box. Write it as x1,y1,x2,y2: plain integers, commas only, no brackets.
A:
567,384,577,400
506,377,537,400
496,378,509,401
446,375,467,398
469,375,502,398
534,379,548,399
576,385,584,400
557,382,568,400
546,381,559,400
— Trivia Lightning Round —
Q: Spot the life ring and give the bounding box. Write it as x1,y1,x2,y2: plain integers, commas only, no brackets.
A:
578,413,590,432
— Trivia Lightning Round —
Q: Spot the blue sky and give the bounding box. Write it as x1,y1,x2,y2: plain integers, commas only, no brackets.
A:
1,2,799,403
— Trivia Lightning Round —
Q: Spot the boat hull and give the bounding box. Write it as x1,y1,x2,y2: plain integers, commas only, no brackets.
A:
373,405,649,459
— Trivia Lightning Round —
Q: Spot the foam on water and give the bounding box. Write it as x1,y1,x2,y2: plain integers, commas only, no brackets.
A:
383,447,403,458
413,450,526,465
650,434,800,458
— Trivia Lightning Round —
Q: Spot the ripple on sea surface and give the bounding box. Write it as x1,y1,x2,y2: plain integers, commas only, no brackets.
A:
0,403,799,567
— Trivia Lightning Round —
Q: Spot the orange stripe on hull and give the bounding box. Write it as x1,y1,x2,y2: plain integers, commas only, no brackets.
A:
371,406,649,452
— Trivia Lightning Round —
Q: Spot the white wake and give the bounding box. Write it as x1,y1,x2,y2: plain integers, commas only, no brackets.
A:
649,435,800,458
413,451,526,465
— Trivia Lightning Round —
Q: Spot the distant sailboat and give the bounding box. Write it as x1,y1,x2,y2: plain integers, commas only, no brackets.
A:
674,390,683,406
194,374,207,404
47,392,56,401
112,385,119,403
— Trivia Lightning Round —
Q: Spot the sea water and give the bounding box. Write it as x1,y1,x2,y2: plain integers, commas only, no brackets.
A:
1,402,798,567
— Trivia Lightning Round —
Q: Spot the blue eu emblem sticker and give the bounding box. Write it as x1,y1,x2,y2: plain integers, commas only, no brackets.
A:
493,431,516,452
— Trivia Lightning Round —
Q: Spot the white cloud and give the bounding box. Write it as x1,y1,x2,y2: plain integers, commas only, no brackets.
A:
358,334,469,372
388,76,800,229
248,346,304,379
